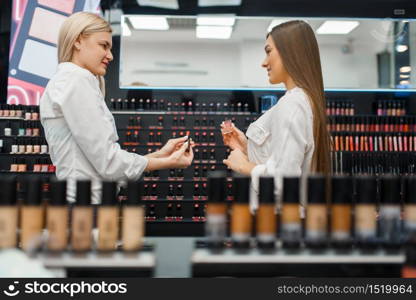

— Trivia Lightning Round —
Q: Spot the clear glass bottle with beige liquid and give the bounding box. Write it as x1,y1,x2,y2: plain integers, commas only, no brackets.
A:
281,177,302,250
256,177,277,250
46,179,68,252
71,181,93,252
231,175,252,249
206,171,227,250
122,181,145,252
20,178,44,252
97,181,119,252
0,177,18,249
305,175,328,251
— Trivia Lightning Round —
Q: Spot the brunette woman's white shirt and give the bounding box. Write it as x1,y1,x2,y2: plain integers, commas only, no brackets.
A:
247,87,314,210
40,62,148,204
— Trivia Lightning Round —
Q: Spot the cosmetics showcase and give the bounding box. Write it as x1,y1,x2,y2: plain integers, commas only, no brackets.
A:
0,178,145,253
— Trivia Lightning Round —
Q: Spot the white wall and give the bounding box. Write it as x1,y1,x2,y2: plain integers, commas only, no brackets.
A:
121,38,388,89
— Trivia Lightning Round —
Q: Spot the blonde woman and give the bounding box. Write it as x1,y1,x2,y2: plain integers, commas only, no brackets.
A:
40,12,193,203
222,21,331,208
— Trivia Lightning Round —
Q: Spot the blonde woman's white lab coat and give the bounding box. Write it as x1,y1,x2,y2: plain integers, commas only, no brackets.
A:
40,62,148,204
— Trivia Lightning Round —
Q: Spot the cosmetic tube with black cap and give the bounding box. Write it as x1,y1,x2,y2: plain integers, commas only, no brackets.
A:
379,175,402,250
46,179,68,252
256,177,277,250
71,180,93,252
20,177,44,251
330,175,353,250
0,176,18,249
206,171,227,250
122,181,145,252
231,174,252,249
305,175,328,251
281,177,302,249
97,181,119,252
355,175,379,251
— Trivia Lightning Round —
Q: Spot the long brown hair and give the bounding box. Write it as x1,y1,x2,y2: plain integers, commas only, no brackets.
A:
268,20,331,175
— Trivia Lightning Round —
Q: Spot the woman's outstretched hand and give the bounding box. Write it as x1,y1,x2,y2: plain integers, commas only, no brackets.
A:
220,122,248,154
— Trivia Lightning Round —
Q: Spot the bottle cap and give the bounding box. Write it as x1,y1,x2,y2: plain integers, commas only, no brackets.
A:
259,177,275,204
23,177,42,205
76,180,91,206
282,177,300,204
207,171,226,203
331,175,353,204
232,174,250,204
126,181,143,205
307,175,326,204
50,178,67,205
380,175,401,204
355,175,377,204
0,176,17,205
101,181,117,205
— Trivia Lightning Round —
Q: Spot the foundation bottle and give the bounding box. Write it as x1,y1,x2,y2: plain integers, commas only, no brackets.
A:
46,179,68,252
206,171,227,250
231,175,252,249
330,175,353,250
97,181,119,252
281,177,302,249
256,176,276,250
402,246,416,278
355,175,378,250
403,176,416,244
0,177,18,249
305,175,328,250
71,181,93,252
20,177,44,252
122,181,145,252
379,176,402,250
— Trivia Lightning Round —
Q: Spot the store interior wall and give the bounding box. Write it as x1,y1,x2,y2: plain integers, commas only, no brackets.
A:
0,0,11,102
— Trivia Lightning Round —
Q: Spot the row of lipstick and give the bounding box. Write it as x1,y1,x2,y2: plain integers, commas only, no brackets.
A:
328,116,416,132
331,133,416,152
109,98,250,113
126,116,256,128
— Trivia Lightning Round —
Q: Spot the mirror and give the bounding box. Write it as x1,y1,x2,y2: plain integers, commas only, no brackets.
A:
120,15,415,90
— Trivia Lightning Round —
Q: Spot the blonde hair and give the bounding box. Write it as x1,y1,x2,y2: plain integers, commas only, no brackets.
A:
58,12,112,94
268,21,331,175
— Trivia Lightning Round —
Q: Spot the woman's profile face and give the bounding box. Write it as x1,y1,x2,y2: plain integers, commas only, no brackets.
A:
261,35,287,85
75,31,113,76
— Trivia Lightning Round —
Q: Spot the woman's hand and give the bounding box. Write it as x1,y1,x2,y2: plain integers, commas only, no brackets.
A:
223,148,256,176
220,122,248,154
157,136,189,158
166,140,194,168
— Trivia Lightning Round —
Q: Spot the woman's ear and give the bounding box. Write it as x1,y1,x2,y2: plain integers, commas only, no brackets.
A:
74,36,82,51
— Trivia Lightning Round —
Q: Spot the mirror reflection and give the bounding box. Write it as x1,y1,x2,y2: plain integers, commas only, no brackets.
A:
120,15,415,90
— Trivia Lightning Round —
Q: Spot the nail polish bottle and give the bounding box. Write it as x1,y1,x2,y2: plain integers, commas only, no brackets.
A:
379,176,402,250
231,175,252,249
4,121,12,136
206,171,227,250
3,104,10,117
41,139,48,154
97,181,119,252
20,177,44,252
281,177,302,250
330,175,353,250
256,177,277,250
31,106,39,120
10,138,18,154
0,177,18,249
17,158,27,172
305,175,328,251
122,181,145,252
46,179,68,252
71,181,93,252
33,138,40,154
10,158,18,172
